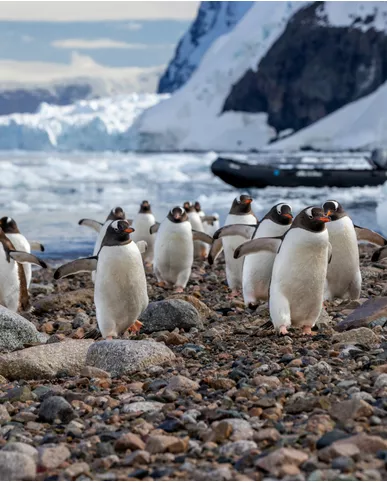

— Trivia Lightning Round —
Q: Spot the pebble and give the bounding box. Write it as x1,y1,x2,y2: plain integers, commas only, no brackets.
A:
2,442,39,462
330,399,373,423
0,451,36,480
166,375,199,393
218,440,257,456
38,395,76,423
38,443,71,469
122,401,164,413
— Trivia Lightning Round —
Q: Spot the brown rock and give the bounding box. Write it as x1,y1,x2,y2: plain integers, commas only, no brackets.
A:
319,442,360,462
256,448,308,476
208,421,233,442
146,435,187,454
335,297,387,332
33,288,94,314
165,332,189,345
63,462,90,479
80,366,111,378
123,450,151,465
115,433,145,451
166,375,199,393
38,444,70,469
341,434,387,453
167,294,216,319
252,375,281,389
254,428,281,444
332,327,380,348
330,399,373,423
207,378,236,390
41,322,55,334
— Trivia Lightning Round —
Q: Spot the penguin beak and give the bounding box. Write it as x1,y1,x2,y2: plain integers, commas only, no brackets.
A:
124,227,135,233
242,198,252,205
282,213,293,219
324,209,332,216
317,216,331,223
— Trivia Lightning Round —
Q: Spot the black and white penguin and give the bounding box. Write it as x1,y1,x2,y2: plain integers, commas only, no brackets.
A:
132,201,156,265
0,228,47,312
0,216,45,288
234,206,331,335
184,201,207,259
152,206,212,292
55,220,148,339
214,203,293,307
209,194,256,297
79,207,126,282
322,200,387,300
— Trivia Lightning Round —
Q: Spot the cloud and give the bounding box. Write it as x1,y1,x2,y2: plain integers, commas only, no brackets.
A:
0,2,199,21
52,38,173,50
124,22,143,31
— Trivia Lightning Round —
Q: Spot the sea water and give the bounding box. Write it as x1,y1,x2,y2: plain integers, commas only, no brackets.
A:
0,151,383,260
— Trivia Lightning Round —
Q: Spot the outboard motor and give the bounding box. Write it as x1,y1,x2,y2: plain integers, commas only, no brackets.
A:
370,148,387,169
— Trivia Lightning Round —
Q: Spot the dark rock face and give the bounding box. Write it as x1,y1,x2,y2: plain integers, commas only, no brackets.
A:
158,1,252,94
0,83,92,115
223,2,387,134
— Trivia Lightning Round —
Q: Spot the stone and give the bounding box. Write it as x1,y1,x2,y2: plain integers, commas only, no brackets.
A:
305,361,332,379
318,442,360,462
335,297,387,332
0,305,47,353
0,339,93,380
222,418,253,441
254,428,281,443
375,373,387,389
2,442,39,462
146,435,188,454
209,421,233,442
167,294,216,319
165,332,189,345
207,378,236,390
341,434,387,453
331,456,354,472
332,327,380,348
316,430,350,450
122,401,164,413
63,462,90,478
256,448,308,477
115,433,145,451
3,385,34,402
38,444,71,470
252,375,281,389
315,308,332,327
29,283,54,295
0,405,11,424
123,450,151,466
86,339,175,378
330,399,373,423
166,375,199,393
33,288,94,314
80,366,111,378
0,451,36,480
139,299,203,333
38,396,76,423
218,440,257,457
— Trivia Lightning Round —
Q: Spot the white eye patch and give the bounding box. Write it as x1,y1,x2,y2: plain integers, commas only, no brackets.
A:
305,207,314,218
276,203,291,215
110,220,120,229
326,200,339,210
7,217,12,224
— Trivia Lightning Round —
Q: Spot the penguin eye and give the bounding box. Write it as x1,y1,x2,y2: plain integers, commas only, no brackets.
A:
308,215,313,220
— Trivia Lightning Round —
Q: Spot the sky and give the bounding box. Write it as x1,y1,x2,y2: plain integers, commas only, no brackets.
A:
0,2,200,85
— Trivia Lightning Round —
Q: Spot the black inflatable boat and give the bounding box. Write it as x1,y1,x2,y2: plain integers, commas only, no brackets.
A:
211,152,387,189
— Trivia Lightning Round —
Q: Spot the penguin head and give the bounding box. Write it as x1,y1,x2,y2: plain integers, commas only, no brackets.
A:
230,194,253,214
267,203,293,226
103,220,134,246
294,206,331,232
0,216,19,234
194,201,202,213
322,200,345,221
139,200,152,213
183,202,195,213
106,206,126,222
168,206,187,223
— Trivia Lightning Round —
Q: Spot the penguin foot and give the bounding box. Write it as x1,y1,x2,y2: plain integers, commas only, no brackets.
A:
279,325,289,335
302,325,313,336
128,320,143,333
157,281,168,288
105,336,113,341
174,286,184,293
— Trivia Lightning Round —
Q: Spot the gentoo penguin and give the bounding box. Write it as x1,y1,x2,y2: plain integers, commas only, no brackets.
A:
79,207,126,282
322,200,387,300
234,206,331,335
132,200,156,265
184,201,207,259
209,194,256,297
152,206,213,292
55,220,148,339
194,201,205,218
214,203,293,307
0,228,47,312
0,217,45,288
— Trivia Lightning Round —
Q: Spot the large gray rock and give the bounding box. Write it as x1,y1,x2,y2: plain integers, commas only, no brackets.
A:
2,442,38,463
86,340,175,377
139,299,202,333
335,298,387,332
332,327,380,348
0,451,36,480
0,306,47,353
0,339,93,380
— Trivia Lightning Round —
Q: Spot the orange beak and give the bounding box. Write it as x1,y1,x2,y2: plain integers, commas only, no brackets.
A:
317,216,330,223
282,213,293,219
243,199,252,205
324,209,332,216
124,227,135,233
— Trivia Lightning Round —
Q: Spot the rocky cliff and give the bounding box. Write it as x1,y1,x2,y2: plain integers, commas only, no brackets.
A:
223,1,387,136
158,1,253,93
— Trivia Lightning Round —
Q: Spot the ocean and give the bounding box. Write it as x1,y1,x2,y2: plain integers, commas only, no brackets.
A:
0,151,384,261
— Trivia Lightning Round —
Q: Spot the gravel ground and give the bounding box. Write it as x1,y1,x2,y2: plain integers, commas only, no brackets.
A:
1,245,387,481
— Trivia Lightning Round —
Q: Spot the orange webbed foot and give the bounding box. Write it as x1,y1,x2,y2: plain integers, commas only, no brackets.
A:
128,320,143,333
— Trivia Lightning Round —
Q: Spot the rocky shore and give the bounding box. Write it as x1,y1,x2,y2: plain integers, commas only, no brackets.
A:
1,245,387,480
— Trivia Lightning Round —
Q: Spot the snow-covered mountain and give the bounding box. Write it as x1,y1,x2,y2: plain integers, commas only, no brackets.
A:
134,1,387,152
158,1,253,93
